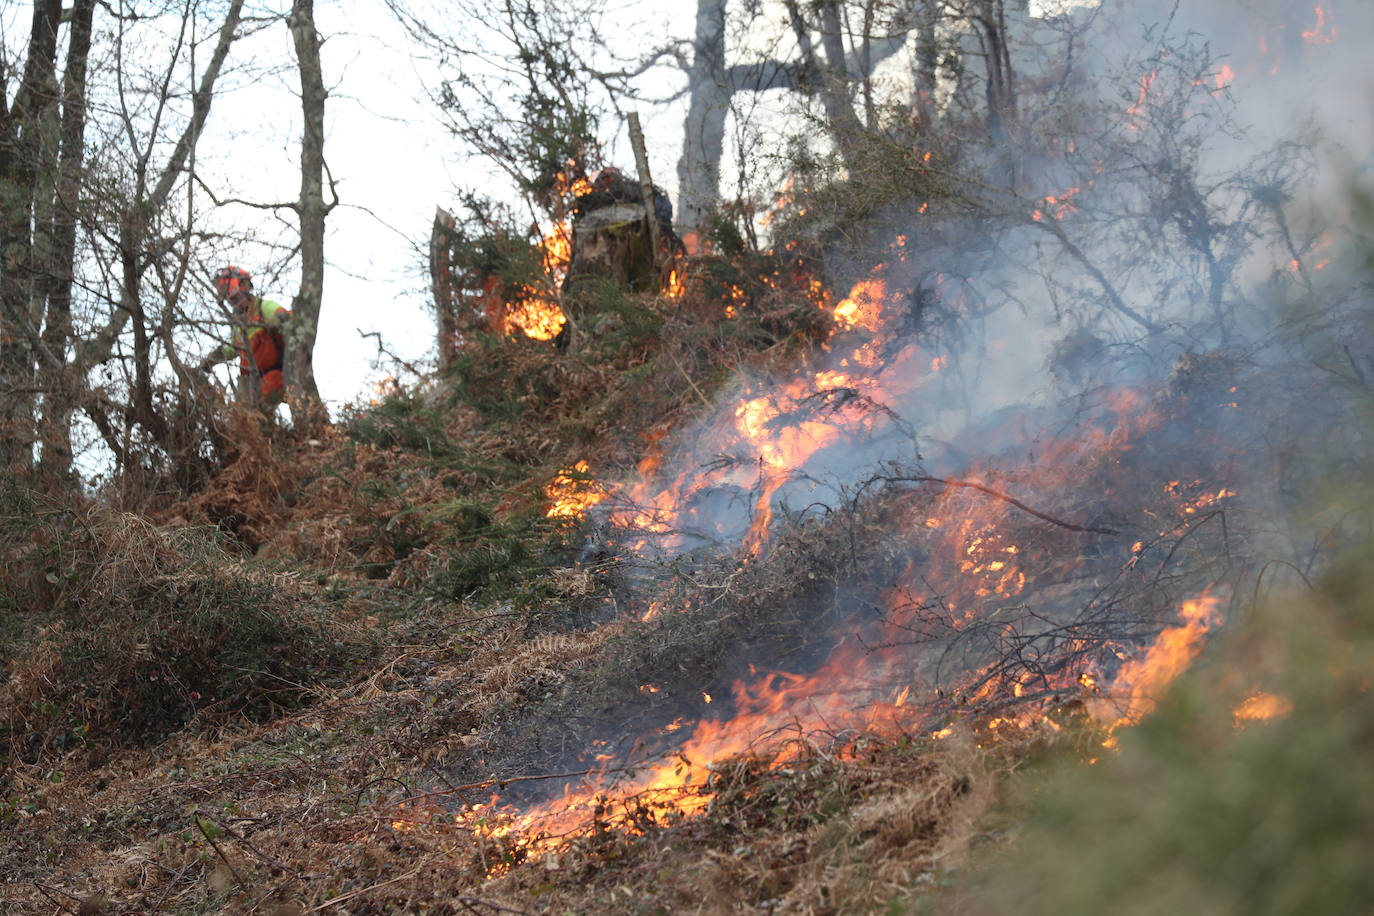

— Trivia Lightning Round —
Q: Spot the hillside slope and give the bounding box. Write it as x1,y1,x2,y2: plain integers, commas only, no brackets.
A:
3,236,1371,914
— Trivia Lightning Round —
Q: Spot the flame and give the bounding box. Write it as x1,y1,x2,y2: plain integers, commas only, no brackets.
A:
1233,691,1292,726
501,170,595,340
1302,6,1336,45
1033,187,1081,222
546,460,606,519
832,277,887,331
1093,591,1224,730
461,229,1248,862
507,299,566,341
1126,71,1158,131
431,404,1232,868
368,375,401,406
665,266,686,299
730,376,853,552
505,225,571,340
1164,479,1236,516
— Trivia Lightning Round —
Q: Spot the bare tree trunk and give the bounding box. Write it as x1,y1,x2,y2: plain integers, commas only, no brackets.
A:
677,0,909,237
912,0,940,129
814,1,864,167
676,0,730,241
975,0,1017,144
82,0,246,372
287,0,330,418
0,0,62,472
431,206,459,369
37,0,95,481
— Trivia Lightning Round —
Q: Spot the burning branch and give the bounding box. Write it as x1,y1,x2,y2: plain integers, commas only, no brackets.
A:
871,473,1120,535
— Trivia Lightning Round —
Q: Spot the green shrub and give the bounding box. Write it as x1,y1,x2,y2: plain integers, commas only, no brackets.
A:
960,542,1374,916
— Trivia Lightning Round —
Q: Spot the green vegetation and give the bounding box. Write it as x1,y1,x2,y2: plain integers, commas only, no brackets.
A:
956,543,1374,916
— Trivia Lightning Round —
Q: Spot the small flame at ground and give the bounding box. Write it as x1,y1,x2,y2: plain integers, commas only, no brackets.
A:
546,461,606,519
1233,691,1292,726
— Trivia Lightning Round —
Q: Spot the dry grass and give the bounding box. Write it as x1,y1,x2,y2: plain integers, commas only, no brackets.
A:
3,229,1349,915
0,501,376,777
0,609,1033,915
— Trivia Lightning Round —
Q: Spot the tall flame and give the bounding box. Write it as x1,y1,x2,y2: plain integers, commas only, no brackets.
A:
1093,591,1224,732
502,171,593,340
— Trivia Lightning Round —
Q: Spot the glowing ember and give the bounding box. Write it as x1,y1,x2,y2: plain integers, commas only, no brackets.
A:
1126,70,1158,130
1032,187,1081,222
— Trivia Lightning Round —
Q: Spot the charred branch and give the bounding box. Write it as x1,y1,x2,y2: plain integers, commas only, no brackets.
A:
869,473,1119,536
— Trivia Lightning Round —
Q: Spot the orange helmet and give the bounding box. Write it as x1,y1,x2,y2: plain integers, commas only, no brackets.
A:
214,265,252,300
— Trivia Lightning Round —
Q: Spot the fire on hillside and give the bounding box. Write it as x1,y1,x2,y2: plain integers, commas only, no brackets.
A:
454,245,1256,867
411,0,1354,876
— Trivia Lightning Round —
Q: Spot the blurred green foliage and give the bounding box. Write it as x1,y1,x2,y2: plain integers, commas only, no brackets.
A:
959,540,1374,915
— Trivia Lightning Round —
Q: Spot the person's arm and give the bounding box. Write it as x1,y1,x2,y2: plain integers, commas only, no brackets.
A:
197,341,237,373
259,298,291,328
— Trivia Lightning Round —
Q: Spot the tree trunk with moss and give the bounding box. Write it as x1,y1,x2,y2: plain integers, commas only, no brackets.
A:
286,0,330,418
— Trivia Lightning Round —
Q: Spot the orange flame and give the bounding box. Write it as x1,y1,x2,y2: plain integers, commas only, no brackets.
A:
502,170,592,340
665,266,686,299
1093,591,1224,731
1302,6,1336,45
1126,71,1158,130
1233,691,1292,726
464,228,1247,861
832,277,888,331
546,460,606,519
1032,187,1081,222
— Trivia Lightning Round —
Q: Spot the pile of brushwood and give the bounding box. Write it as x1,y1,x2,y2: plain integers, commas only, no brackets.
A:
2,236,1372,914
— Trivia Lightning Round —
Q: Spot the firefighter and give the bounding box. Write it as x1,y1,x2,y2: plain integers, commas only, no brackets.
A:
197,265,292,406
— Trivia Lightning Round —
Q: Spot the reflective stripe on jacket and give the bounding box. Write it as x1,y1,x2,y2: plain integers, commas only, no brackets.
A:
221,297,290,375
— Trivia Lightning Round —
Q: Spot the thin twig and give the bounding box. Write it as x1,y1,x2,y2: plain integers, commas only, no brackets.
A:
454,894,537,915
241,871,306,916
304,862,428,912
1251,558,1315,605
393,767,609,810
879,474,1119,535
196,809,296,875
197,814,248,886
665,347,713,409
32,883,81,915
